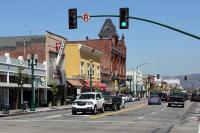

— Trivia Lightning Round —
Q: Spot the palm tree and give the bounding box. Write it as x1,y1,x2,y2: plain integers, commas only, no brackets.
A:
15,66,29,111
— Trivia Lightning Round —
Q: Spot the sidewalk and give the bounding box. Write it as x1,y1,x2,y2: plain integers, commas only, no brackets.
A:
0,104,72,117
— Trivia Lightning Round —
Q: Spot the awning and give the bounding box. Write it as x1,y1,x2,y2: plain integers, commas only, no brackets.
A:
67,79,83,87
0,82,50,89
85,80,107,91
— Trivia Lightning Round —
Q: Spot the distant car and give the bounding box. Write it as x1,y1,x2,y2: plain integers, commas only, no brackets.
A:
190,93,200,102
168,92,185,108
159,93,168,102
148,95,161,105
119,94,129,102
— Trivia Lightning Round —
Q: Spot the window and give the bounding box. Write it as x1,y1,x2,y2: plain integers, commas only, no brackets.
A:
96,94,101,99
97,66,100,78
80,62,84,75
87,63,90,77
92,64,95,77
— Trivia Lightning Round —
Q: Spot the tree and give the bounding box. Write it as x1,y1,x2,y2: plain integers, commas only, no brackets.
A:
50,83,58,106
15,66,29,110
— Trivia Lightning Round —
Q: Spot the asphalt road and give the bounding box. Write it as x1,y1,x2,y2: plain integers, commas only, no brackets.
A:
0,100,200,133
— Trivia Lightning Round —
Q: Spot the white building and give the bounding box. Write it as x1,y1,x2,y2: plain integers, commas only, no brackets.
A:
126,68,144,96
163,79,182,90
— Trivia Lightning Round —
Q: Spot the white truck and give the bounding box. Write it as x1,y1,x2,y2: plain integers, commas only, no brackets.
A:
72,92,105,115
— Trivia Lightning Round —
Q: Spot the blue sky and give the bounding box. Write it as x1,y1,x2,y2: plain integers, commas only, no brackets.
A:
0,0,200,76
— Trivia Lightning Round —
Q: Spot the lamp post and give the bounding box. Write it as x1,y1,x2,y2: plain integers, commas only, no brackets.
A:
89,59,93,92
127,76,132,94
27,54,38,111
136,62,151,98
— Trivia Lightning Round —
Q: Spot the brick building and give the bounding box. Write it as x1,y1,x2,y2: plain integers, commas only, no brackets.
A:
68,19,127,91
0,31,67,106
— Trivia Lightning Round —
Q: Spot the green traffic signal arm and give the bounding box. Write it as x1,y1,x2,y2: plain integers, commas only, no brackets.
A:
77,15,200,40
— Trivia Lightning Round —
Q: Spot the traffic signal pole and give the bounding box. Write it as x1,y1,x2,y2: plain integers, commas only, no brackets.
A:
76,15,200,40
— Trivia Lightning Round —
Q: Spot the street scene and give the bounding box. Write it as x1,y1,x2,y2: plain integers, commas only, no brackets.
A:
0,0,200,133
0,100,200,133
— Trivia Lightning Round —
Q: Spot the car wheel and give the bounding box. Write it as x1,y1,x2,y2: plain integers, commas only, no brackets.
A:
93,105,97,115
117,103,121,110
123,101,126,108
148,103,151,105
72,110,77,115
112,103,117,111
168,103,171,107
182,104,184,108
100,105,105,113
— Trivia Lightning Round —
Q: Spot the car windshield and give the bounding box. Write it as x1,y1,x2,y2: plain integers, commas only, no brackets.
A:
150,95,159,98
79,94,95,99
102,92,111,96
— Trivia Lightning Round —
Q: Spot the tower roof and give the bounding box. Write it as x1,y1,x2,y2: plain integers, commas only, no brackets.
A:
98,18,119,39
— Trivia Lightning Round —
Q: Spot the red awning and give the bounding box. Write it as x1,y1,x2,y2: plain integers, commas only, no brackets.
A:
85,80,107,91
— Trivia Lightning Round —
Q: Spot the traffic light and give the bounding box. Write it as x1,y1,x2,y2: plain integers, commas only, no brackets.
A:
157,74,160,79
68,8,77,29
119,8,129,29
184,76,187,80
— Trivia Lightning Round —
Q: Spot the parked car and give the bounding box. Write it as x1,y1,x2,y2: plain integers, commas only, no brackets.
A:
148,95,161,105
102,91,123,110
119,94,129,103
158,93,168,102
72,92,105,115
190,93,200,102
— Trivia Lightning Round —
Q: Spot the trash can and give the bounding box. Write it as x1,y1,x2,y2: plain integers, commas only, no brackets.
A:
2,104,10,114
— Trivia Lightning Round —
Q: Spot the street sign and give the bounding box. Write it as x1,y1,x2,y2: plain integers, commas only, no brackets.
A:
82,12,90,22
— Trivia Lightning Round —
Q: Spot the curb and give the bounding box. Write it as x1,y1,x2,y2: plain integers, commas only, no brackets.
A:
0,106,71,118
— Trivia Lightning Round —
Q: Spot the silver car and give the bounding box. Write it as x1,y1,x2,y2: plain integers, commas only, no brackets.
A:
148,95,161,105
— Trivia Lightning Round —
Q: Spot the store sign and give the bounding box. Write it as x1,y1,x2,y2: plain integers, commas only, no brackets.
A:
52,73,59,79
56,41,65,66
56,42,61,51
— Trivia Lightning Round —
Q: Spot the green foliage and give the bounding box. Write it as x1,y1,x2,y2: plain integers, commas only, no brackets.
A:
120,87,128,94
50,82,58,106
15,66,29,86
15,65,29,110
51,82,58,95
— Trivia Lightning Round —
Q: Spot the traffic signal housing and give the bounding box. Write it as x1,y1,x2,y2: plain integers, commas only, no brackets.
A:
119,8,129,29
68,8,77,29
184,76,187,80
157,74,160,79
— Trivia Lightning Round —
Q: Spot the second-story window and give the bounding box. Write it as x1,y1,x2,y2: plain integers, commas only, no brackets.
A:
80,62,84,75
97,66,100,78
92,64,95,78
87,63,90,77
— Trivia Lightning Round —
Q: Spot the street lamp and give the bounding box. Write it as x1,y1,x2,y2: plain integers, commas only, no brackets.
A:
127,76,133,94
136,62,151,98
27,54,38,111
89,59,94,92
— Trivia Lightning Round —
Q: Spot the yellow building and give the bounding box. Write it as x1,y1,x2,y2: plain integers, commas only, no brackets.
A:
64,43,102,82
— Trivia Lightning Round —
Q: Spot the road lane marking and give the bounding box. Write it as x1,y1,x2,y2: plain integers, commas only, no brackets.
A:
151,112,156,115
0,119,153,124
137,116,144,119
46,114,62,119
90,103,146,119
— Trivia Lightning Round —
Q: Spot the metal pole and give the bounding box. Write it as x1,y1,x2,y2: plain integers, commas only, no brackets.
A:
90,66,92,92
129,78,132,94
77,15,200,40
30,54,35,111
136,67,138,97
